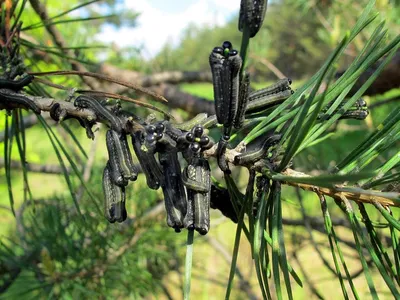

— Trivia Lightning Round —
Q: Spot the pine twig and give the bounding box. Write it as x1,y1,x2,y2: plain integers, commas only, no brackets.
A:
283,168,399,207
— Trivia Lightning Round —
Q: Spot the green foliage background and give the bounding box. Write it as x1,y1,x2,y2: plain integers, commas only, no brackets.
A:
0,0,399,299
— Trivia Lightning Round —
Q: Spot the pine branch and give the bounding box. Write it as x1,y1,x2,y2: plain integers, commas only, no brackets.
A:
3,89,394,209
282,169,399,207
0,90,96,119
203,144,399,207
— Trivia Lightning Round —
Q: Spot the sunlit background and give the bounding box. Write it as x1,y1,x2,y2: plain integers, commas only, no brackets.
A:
98,0,240,58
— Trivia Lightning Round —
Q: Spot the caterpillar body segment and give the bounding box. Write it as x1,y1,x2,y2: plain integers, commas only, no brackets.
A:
119,133,139,181
50,102,67,122
209,49,225,122
319,98,369,120
209,41,243,172
102,162,127,223
246,88,293,113
183,157,211,235
106,129,138,185
234,133,281,165
193,158,211,235
50,103,96,139
209,42,242,132
159,151,187,232
239,0,268,38
156,131,177,151
131,129,163,190
222,52,242,131
181,166,209,193
217,137,230,174
74,95,123,132
248,78,292,101
209,41,243,173
234,72,250,129
106,130,128,186
354,98,367,109
0,75,34,91
339,109,369,120
164,121,183,142
0,89,41,114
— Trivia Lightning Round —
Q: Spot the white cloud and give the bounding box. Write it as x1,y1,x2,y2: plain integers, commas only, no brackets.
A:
97,0,240,59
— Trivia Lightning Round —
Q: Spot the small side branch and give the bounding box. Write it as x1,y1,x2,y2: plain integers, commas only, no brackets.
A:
282,169,399,207
204,146,399,208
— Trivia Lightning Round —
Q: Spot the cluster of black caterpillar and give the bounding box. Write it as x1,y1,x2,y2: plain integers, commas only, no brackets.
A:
209,41,294,174
102,114,215,235
70,85,287,235
63,92,218,234
209,41,369,174
0,40,369,235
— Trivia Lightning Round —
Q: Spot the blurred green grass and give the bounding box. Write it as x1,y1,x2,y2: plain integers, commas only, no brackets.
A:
180,82,214,100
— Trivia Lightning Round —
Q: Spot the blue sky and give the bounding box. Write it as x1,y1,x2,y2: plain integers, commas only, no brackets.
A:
97,0,240,59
